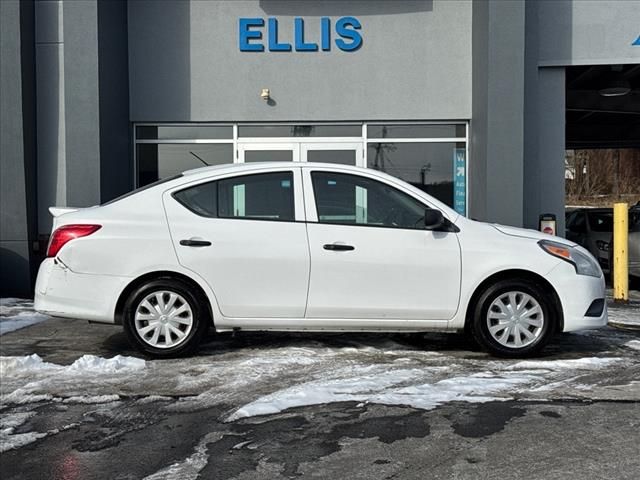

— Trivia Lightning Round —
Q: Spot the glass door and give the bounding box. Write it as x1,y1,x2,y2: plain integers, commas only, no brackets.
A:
237,143,299,163
301,142,363,167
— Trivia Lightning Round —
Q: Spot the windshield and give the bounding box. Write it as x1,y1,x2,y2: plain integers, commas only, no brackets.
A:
630,208,640,233
587,211,613,232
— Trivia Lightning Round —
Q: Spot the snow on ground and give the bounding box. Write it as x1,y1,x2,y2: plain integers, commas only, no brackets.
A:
0,298,49,335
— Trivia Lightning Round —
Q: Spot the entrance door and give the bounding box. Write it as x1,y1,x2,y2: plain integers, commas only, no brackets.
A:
237,141,363,166
238,143,299,163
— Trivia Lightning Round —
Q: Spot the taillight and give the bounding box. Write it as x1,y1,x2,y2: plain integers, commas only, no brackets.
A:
47,224,102,258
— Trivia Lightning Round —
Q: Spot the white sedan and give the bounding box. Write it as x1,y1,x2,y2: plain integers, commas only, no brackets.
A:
35,163,607,358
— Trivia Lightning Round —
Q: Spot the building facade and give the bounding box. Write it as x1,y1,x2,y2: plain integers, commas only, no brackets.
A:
1,0,639,296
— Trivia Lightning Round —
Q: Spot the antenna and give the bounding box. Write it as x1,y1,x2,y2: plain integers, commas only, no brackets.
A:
189,151,210,166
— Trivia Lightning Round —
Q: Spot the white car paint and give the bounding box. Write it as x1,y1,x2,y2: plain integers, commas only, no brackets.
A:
34,162,607,349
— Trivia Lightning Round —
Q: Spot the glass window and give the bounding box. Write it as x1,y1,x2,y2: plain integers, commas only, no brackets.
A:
568,212,587,233
245,150,293,162
367,124,465,139
173,181,218,217
239,125,361,137
136,125,232,140
218,172,295,221
311,172,427,229
587,211,613,232
367,142,463,207
307,150,356,165
137,144,233,187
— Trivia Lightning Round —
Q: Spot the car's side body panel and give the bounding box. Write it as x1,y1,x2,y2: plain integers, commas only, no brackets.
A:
34,162,607,340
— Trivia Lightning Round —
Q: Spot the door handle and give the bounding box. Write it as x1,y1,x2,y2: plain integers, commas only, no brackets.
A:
323,243,355,251
180,239,212,247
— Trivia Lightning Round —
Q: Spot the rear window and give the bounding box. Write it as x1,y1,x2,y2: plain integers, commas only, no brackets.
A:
173,171,295,222
101,174,183,206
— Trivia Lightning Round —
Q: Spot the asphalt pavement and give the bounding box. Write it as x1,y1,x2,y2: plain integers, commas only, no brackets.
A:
1,300,639,479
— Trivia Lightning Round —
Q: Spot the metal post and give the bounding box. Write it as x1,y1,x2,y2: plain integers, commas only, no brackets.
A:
613,203,628,303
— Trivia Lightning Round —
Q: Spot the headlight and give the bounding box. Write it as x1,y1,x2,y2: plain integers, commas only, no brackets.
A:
538,240,601,277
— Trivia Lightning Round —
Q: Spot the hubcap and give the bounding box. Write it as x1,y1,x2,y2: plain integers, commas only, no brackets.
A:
486,291,544,349
134,291,194,349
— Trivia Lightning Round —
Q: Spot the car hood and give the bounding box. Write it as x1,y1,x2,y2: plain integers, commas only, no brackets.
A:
491,223,577,246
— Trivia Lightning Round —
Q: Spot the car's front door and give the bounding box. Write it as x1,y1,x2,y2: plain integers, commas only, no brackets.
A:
303,169,462,320
163,169,310,318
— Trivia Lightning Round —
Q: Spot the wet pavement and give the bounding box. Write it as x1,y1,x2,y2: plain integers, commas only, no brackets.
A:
1,302,639,479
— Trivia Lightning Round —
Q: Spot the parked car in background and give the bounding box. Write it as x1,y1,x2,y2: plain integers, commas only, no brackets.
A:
608,204,640,281
35,163,607,358
565,208,613,273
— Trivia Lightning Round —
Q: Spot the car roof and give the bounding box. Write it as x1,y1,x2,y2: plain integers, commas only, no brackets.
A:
182,161,372,176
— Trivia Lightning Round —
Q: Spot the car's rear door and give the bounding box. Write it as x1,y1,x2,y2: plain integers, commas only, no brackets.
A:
163,168,310,318
302,168,461,321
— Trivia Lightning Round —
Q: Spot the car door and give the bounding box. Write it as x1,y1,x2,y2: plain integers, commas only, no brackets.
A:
303,168,462,320
163,169,310,318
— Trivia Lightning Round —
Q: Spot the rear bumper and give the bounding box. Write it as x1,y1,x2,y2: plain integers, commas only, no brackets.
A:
34,258,129,324
545,262,608,332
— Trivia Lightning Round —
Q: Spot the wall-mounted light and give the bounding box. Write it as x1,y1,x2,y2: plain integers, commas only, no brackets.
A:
599,67,631,97
260,88,270,101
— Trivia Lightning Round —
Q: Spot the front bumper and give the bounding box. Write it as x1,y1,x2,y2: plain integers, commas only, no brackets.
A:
545,261,608,332
34,258,130,324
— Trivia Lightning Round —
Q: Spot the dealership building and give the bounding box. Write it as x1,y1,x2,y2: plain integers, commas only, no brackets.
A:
1,0,639,295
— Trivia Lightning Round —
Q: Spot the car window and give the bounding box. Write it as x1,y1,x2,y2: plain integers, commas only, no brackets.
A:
174,171,295,221
311,171,427,229
630,209,640,233
587,211,613,232
569,212,587,233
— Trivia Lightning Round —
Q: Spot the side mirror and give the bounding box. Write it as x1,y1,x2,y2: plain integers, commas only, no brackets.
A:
424,208,444,230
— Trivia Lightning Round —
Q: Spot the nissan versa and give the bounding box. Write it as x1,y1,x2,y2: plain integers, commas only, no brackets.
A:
34,163,607,358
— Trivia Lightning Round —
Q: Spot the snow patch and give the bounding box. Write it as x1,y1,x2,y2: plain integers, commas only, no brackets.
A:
228,368,537,421
62,395,121,404
505,357,622,371
66,355,146,373
625,340,640,351
0,298,49,335
142,432,225,480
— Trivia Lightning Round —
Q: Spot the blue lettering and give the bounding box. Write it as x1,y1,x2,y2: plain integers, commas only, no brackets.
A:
294,18,318,51
335,16,362,52
239,18,264,51
268,18,292,51
321,17,331,51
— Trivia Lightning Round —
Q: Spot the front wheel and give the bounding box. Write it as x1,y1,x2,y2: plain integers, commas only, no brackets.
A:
470,279,555,357
123,278,209,358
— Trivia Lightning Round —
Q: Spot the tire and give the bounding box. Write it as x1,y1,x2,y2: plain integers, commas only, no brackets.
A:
123,277,209,358
470,279,555,358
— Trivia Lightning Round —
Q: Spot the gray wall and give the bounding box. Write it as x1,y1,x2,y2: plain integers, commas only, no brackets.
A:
1,0,37,297
523,1,567,233
469,0,526,226
36,0,131,235
63,0,101,207
128,0,473,122
536,0,640,66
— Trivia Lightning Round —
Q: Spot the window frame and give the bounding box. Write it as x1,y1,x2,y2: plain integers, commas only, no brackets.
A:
171,170,299,223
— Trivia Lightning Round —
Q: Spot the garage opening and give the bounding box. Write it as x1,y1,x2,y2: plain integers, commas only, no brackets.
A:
565,64,640,208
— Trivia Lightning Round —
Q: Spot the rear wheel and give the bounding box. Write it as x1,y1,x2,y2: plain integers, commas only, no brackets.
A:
470,279,555,357
123,278,209,358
